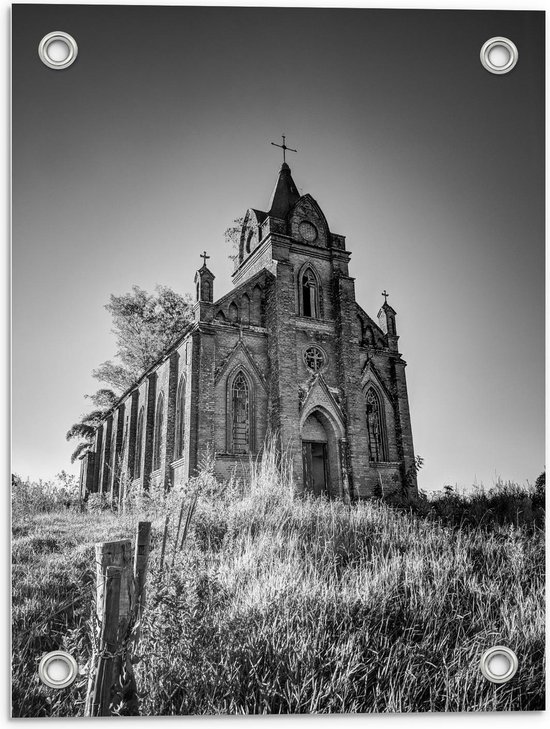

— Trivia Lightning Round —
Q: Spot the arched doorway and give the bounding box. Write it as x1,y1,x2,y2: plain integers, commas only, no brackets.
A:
301,408,344,497
302,412,328,495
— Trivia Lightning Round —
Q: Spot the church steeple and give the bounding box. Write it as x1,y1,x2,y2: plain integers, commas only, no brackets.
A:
268,162,301,219
377,290,398,351
195,251,214,303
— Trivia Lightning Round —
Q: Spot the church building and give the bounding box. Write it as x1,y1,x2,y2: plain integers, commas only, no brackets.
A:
80,159,417,500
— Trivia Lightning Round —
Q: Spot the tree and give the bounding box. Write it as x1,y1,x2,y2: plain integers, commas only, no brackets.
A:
225,216,257,270
66,409,108,462
85,389,119,409
93,285,194,391
67,285,193,463
225,217,244,269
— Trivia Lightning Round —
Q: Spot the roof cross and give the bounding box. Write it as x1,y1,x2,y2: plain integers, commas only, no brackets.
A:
381,289,389,304
270,134,297,164
200,251,210,267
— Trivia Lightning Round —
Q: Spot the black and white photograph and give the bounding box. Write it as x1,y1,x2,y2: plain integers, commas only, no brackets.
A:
11,4,545,717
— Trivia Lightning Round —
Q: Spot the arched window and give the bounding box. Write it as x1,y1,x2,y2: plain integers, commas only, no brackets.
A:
228,301,239,323
252,284,262,325
231,372,251,453
153,393,164,471
357,315,365,340
203,280,210,301
134,407,145,478
108,429,116,480
365,387,387,462
174,376,186,460
301,268,319,318
245,228,254,255
241,294,250,325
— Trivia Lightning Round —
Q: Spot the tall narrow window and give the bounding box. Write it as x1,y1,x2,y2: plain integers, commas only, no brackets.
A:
174,376,186,460
366,388,387,462
301,269,319,318
241,294,251,325
134,407,144,479
108,430,116,480
232,372,250,453
153,393,164,471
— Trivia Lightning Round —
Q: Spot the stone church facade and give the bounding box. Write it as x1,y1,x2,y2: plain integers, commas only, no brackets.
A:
80,163,417,500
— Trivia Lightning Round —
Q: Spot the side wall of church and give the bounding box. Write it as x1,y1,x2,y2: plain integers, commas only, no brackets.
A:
355,339,416,496
83,335,197,497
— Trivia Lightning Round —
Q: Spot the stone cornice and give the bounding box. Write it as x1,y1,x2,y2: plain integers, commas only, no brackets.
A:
295,316,336,334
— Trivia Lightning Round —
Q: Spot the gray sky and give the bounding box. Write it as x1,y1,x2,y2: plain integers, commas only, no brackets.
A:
12,6,544,490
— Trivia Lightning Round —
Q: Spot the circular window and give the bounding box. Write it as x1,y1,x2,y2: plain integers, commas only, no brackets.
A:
299,221,318,242
304,346,326,373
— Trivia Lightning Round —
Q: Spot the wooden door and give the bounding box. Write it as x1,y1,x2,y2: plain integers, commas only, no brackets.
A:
302,441,327,495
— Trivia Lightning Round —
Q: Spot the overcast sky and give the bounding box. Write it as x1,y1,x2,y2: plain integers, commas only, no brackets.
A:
12,5,544,490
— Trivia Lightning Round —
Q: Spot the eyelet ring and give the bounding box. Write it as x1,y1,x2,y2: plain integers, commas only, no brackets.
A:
480,646,518,684
38,651,78,689
480,37,518,75
38,32,78,70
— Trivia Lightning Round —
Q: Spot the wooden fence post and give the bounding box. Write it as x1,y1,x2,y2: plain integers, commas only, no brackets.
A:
86,527,152,717
170,500,186,571
134,521,151,615
89,566,121,716
180,493,198,550
159,515,170,573
88,539,133,716
94,539,133,636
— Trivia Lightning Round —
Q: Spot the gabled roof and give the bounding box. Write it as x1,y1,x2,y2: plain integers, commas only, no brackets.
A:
248,208,268,225
214,339,267,389
212,268,273,310
361,358,396,406
356,303,386,337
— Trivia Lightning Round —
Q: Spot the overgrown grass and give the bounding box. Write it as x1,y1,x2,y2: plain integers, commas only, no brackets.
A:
11,456,545,716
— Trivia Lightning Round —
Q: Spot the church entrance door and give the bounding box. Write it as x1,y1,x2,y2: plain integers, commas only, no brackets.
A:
302,441,328,495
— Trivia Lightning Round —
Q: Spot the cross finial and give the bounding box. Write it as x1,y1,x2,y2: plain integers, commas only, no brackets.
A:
270,134,297,164
200,250,210,267
381,289,389,304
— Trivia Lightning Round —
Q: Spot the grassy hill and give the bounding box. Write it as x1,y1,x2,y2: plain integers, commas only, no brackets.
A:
12,456,545,716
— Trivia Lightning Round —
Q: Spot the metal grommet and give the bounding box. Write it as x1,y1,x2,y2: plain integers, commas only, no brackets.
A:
38,31,78,70
38,651,78,689
480,37,518,75
480,646,518,684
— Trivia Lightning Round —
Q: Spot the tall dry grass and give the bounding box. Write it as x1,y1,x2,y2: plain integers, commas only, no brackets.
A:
11,452,545,716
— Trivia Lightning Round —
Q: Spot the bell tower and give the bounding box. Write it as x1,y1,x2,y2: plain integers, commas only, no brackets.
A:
195,251,214,303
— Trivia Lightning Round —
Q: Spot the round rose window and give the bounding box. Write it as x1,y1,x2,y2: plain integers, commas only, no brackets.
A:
299,221,318,242
304,346,325,372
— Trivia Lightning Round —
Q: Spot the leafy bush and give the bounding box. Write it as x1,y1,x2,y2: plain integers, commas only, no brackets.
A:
385,479,545,533
11,472,80,523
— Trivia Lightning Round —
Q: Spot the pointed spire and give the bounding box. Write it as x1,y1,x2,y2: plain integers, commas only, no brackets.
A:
378,290,397,340
268,163,301,219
